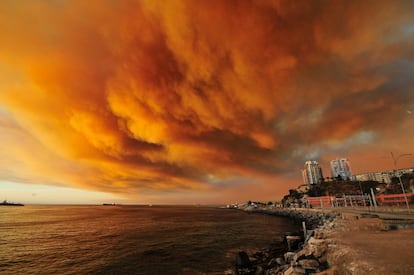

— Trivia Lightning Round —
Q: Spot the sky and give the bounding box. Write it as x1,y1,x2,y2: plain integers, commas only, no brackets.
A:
1,0,414,204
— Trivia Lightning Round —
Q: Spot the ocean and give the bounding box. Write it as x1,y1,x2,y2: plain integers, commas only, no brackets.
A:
0,205,297,274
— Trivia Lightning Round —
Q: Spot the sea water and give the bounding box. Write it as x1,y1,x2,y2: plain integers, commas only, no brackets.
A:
0,205,297,274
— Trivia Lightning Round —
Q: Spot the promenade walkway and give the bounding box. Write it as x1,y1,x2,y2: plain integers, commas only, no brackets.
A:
243,206,414,274
330,213,414,274
298,206,414,274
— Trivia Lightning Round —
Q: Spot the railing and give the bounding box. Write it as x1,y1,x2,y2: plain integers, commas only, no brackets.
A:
376,193,414,205
306,196,333,207
305,193,413,208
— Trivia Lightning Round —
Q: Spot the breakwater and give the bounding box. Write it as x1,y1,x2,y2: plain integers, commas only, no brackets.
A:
233,207,339,274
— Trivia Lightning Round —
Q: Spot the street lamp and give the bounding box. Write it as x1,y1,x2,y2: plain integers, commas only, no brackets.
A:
357,181,366,207
390,152,413,212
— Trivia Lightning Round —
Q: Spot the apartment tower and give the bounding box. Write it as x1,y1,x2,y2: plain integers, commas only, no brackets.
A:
302,160,324,185
330,158,352,180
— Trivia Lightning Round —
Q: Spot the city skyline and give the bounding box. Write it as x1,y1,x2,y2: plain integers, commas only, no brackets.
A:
301,156,414,185
1,1,414,204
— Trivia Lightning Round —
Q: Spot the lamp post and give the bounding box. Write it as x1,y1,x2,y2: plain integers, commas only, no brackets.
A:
357,181,366,207
390,152,412,212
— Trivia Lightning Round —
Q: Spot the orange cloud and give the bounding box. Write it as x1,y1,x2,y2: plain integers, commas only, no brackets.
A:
1,0,414,203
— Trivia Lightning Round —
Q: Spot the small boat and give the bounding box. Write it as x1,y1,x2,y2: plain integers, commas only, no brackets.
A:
0,200,24,206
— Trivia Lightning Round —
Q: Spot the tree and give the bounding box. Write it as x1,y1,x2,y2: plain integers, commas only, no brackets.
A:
391,176,400,185
307,185,323,197
289,189,301,199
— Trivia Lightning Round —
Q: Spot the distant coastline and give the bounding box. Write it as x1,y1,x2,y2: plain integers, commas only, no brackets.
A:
0,200,24,206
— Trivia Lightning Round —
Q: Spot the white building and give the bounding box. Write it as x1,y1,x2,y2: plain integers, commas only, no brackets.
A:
330,158,352,180
352,168,414,184
302,160,324,185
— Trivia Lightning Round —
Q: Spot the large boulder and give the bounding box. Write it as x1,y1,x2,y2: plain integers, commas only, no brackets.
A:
283,266,306,275
268,264,289,275
254,265,264,275
266,258,278,269
307,237,327,258
314,229,325,239
297,258,320,271
284,252,296,264
293,247,313,262
275,257,286,265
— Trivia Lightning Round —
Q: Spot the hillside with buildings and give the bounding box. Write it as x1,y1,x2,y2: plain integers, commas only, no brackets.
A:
283,157,414,208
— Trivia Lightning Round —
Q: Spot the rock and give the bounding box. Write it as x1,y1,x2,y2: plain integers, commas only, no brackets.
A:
317,251,328,265
283,266,306,275
326,221,335,229
268,264,289,275
254,265,264,275
254,251,265,258
293,247,312,262
235,251,251,268
266,268,278,275
284,252,296,264
297,259,320,270
314,229,325,239
266,258,278,269
236,267,253,275
293,267,307,274
275,257,285,265
307,237,327,258
283,266,295,275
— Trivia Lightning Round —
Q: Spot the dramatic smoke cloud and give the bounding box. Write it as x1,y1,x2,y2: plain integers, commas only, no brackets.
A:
1,0,414,201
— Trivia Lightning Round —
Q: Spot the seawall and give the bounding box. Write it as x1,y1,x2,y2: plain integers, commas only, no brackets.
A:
232,206,339,274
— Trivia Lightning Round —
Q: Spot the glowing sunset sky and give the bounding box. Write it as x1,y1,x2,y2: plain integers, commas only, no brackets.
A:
1,0,414,204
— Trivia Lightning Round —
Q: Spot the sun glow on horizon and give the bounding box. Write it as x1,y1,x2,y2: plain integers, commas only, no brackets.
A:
0,181,123,205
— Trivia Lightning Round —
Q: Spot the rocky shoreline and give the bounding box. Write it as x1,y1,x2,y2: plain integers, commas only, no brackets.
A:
230,207,339,275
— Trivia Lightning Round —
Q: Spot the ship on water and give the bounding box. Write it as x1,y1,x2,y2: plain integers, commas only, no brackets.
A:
0,200,24,206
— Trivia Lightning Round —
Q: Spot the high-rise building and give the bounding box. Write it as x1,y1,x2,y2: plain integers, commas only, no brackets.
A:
302,160,324,185
330,158,352,180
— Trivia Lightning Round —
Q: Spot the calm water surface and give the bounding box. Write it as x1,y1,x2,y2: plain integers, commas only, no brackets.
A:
0,205,297,274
